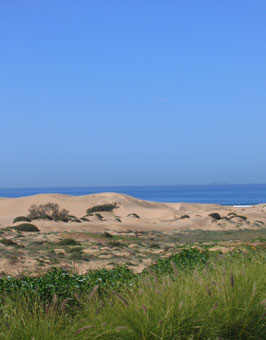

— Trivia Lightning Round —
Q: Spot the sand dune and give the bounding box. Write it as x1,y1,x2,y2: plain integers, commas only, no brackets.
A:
0,193,265,276
0,193,265,232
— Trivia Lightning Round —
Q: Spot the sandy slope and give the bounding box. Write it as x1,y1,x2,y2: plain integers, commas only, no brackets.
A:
0,193,265,276
0,193,265,232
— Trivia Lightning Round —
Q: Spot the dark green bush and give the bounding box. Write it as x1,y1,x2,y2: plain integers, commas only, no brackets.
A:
57,238,80,246
180,215,190,219
228,212,237,216
104,231,113,238
208,212,221,220
148,248,211,274
127,213,140,218
229,215,247,221
86,203,117,214
13,216,31,223
13,223,40,232
28,203,70,222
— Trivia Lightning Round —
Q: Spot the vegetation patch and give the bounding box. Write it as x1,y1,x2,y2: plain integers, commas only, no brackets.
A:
13,223,40,232
208,212,221,220
86,203,117,214
0,238,18,246
103,231,113,238
180,214,190,219
108,241,125,248
95,213,103,221
80,217,90,222
28,203,71,222
0,248,264,339
127,213,140,218
13,216,31,223
57,238,80,246
229,214,247,221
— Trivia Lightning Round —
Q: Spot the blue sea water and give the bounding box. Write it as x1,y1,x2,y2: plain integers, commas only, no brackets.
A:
0,184,266,206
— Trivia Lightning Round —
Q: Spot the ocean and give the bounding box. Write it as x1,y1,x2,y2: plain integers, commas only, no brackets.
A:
0,184,266,206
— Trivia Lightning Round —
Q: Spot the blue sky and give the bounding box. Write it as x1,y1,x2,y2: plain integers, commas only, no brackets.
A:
0,0,265,187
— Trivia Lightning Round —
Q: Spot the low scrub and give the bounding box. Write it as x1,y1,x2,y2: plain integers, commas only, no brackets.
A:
103,231,113,238
95,213,103,221
0,238,17,246
208,212,221,220
229,214,248,221
86,203,117,214
57,238,80,246
127,213,140,219
13,216,31,223
28,203,71,222
180,214,190,219
13,223,40,232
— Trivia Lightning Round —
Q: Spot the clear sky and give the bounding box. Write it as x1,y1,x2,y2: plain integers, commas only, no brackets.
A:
0,0,265,187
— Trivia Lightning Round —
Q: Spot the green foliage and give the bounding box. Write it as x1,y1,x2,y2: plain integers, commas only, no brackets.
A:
103,231,113,238
150,242,161,249
13,216,31,223
57,238,80,246
0,248,265,339
28,203,71,222
13,223,40,232
79,250,265,340
148,248,211,274
109,241,124,248
208,212,221,220
86,203,117,214
0,266,136,303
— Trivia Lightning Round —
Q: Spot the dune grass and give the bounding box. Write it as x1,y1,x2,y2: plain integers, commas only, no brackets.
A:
0,248,265,339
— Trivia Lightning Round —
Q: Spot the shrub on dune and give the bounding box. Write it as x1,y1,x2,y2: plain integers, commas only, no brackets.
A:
86,203,117,214
28,203,71,222
208,212,221,220
13,216,31,223
13,223,40,232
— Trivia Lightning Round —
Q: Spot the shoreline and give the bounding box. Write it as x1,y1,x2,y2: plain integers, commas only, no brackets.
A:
0,184,266,206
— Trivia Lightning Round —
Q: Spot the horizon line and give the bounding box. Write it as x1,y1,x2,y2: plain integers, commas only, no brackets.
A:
1,183,266,190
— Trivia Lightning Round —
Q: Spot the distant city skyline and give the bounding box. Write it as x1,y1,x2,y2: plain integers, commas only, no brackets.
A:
1,0,265,187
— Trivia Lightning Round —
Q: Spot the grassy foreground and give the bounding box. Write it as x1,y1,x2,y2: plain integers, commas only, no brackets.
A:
0,248,265,339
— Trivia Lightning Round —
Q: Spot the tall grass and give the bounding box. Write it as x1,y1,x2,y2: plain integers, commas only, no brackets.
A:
0,249,265,339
